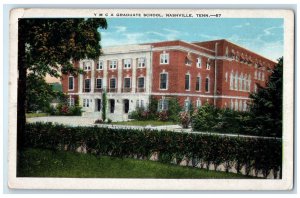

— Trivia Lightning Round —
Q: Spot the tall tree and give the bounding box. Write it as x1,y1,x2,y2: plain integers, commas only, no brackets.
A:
18,18,107,150
248,57,283,137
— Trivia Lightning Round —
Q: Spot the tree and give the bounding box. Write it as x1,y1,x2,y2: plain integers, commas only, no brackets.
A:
248,57,283,137
18,18,107,150
26,73,63,112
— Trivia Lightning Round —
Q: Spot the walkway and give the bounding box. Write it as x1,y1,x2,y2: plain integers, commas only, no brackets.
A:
27,116,279,140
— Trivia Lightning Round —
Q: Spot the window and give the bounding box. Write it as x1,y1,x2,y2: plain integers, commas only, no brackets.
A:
160,73,168,90
184,100,190,112
254,84,257,93
84,79,91,92
138,58,146,68
247,74,251,91
124,78,131,88
239,100,243,111
160,52,169,64
109,60,117,69
136,100,139,108
239,73,243,91
83,61,91,71
109,99,115,113
96,78,102,89
68,76,74,90
196,76,201,91
138,77,145,88
185,74,190,90
225,72,228,82
258,71,261,80
206,59,211,70
68,98,74,106
196,58,202,68
235,100,238,111
254,70,257,79
83,98,89,108
97,61,103,70
205,77,210,92
158,99,169,111
234,72,238,90
140,100,144,108
262,73,265,81
230,99,234,110
196,99,202,108
243,101,247,111
110,78,116,89
230,72,234,90
185,57,192,66
243,74,247,91
124,59,132,69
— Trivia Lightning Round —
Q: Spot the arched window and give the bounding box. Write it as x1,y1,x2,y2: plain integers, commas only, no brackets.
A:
239,73,243,91
248,74,251,91
235,99,238,111
205,76,210,92
230,71,234,90
243,74,247,91
234,72,238,90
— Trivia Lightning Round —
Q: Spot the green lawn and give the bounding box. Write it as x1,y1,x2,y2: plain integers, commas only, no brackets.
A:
17,148,251,179
112,120,176,126
26,113,49,118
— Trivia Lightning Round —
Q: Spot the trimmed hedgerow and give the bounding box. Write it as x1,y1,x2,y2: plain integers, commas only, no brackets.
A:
24,122,282,178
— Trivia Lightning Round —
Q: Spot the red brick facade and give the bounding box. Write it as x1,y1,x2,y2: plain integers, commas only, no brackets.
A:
61,39,276,112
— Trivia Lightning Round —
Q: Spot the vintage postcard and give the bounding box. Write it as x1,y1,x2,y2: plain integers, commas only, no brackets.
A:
8,8,294,190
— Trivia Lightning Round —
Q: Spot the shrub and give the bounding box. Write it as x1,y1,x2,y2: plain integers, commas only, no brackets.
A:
24,122,282,178
107,118,112,124
179,112,190,129
158,111,168,121
94,119,103,124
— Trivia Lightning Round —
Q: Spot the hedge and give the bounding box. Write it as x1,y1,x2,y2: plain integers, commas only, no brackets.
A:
24,122,282,178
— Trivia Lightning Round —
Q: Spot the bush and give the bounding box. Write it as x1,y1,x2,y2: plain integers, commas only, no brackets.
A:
179,111,190,128
94,119,103,124
158,111,168,121
24,122,282,178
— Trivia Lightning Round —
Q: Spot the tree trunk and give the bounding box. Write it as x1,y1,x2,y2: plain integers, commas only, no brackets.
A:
17,30,26,151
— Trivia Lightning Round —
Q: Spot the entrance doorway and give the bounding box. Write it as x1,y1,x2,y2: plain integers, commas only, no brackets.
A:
95,99,101,112
123,99,129,114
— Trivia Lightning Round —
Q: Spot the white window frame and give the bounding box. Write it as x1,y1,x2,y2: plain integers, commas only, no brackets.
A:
206,59,211,70
159,72,168,90
196,99,202,108
123,77,131,88
185,73,190,91
138,77,145,88
96,78,103,89
68,76,74,91
196,57,202,68
138,57,146,68
124,59,132,69
230,72,234,90
83,61,91,71
68,98,75,106
158,98,169,111
196,75,201,92
97,60,104,70
205,76,210,93
109,60,117,69
110,78,117,89
160,52,169,65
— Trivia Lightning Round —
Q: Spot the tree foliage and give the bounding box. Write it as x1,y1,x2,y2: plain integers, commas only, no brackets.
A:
248,57,283,137
26,73,64,112
18,18,107,149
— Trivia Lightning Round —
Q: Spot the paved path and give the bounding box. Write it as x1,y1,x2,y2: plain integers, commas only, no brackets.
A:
27,116,280,140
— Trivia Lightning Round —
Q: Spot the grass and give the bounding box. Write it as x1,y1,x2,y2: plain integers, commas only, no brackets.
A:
112,120,176,126
17,148,251,179
26,113,49,118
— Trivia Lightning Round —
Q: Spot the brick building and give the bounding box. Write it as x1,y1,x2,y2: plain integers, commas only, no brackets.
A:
61,39,276,121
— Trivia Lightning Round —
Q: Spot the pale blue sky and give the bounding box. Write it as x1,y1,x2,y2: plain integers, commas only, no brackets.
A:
99,18,283,61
